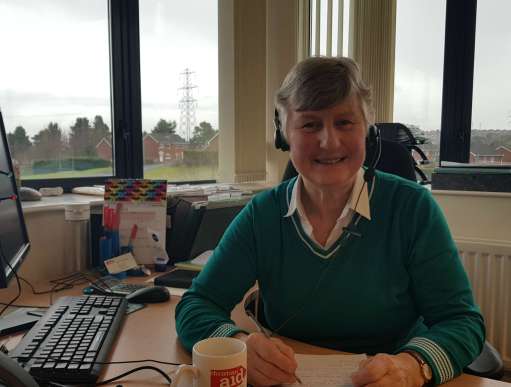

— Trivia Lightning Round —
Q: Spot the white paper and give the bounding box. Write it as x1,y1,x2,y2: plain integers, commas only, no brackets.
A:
284,354,367,387
103,252,138,274
191,250,213,265
118,204,167,264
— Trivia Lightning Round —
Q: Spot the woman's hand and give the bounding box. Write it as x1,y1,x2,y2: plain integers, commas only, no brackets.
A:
235,332,298,386
351,353,426,387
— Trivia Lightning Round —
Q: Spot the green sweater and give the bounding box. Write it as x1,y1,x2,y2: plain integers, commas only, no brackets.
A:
175,171,485,385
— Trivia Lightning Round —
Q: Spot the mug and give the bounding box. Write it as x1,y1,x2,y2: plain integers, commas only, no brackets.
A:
173,337,247,387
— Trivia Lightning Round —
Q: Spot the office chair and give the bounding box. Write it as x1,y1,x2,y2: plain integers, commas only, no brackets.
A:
465,341,504,380
281,138,417,182
376,122,431,185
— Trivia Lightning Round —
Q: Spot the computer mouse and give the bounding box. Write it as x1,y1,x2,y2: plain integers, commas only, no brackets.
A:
125,286,170,304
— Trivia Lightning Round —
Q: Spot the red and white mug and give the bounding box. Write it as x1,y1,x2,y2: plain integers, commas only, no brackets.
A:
173,337,247,387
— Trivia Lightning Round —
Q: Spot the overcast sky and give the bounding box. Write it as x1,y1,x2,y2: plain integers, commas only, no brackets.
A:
0,0,509,139
0,0,218,139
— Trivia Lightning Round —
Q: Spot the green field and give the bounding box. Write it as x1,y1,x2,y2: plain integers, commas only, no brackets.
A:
21,164,218,182
144,164,218,181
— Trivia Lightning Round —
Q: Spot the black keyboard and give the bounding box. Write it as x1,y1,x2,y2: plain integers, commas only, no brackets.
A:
90,275,148,296
9,295,127,384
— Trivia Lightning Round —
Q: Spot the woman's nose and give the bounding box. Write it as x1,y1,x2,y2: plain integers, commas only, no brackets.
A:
319,125,340,149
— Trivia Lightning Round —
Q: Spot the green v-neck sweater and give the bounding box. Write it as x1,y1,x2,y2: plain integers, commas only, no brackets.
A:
175,171,484,385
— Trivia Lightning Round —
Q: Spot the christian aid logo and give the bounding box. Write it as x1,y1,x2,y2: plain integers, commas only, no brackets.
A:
210,366,247,387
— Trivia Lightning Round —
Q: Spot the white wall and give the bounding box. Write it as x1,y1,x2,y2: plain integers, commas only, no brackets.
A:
432,190,511,247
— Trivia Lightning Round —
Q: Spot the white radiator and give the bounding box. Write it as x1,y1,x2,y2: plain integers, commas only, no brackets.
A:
457,238,511,369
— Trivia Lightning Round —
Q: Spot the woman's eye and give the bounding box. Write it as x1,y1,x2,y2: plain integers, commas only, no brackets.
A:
336,120,353,126
303,122,320,129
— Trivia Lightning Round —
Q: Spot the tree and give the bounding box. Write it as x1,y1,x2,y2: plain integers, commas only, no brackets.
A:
92,115,110,145
7,126,31,162
69,117,94,157
32,122,64,160
190,121,218,146
151,119,177,137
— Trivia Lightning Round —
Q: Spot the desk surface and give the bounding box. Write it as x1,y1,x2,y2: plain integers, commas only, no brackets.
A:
0,276,508,387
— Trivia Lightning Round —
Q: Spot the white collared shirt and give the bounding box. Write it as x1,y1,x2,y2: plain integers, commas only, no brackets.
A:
284,169,371,249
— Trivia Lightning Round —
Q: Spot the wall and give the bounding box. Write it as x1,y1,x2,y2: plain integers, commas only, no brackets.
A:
432,190,511,246
218,0,300,185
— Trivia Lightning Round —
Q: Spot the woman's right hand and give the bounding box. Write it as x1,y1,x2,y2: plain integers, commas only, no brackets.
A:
235,332,298,386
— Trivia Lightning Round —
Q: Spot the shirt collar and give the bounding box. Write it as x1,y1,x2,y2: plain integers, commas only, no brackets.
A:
285,168,371,221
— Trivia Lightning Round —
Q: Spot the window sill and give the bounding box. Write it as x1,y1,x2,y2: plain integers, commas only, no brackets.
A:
431,167,511,193
20,182,272,215
21,194,104,214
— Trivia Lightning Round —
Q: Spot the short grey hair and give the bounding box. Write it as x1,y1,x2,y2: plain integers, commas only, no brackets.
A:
275,56,374,133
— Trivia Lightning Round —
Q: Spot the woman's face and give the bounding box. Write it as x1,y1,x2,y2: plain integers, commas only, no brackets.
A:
286,94,367,190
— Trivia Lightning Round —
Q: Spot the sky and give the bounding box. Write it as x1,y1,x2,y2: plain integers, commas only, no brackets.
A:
0,0,509,140
0,0,218,139
393,0,511,131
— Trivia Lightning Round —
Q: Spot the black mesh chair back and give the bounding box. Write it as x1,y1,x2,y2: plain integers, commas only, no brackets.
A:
376,122,431,184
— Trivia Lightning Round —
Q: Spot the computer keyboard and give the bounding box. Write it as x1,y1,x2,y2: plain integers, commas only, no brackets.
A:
9,294,127,384
90,275,148,296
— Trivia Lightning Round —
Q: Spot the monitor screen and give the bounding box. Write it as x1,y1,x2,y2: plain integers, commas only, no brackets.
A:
0,110,30,288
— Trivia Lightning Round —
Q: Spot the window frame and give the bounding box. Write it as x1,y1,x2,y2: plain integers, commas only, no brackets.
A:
439,0,477,164
22,0,142,191
21,0,216,192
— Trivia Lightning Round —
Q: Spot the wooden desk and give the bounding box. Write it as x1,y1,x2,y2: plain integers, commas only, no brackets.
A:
0,277,508,386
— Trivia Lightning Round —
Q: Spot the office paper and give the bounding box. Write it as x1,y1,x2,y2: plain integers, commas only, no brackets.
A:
103,252,138,274
104,179,167,264
285,353,366,387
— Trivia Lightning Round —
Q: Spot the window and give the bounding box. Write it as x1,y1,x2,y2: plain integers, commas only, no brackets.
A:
0,0,113,181
470,0,511,166
393,0,446,180
309,0,350,57
139,0,219,183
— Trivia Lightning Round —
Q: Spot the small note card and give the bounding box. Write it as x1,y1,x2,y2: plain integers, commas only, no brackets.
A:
285,353,367,387
104,253,138,274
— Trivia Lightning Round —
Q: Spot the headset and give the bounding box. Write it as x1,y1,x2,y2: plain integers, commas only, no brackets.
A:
273,108,381,182
273,109,290,151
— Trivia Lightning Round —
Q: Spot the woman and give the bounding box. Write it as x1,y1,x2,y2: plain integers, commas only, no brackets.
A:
175,57,484,386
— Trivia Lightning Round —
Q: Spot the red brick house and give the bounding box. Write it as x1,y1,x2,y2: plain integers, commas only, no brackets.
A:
469,151,504,164
145,134,186,163
96,134,187,164
496,146,511,163
96,138,112,161
202,133,219,152
143,134,160,163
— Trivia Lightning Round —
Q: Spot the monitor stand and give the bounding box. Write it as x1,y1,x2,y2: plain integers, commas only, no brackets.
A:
0,308,44,336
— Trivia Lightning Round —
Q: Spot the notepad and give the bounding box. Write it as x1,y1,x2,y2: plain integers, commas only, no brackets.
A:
174,249,213,271
285,353,367,387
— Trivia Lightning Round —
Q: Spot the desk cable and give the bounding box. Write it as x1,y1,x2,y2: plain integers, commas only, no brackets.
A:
0,259,183,386
0,241,23,316
10,354,189,386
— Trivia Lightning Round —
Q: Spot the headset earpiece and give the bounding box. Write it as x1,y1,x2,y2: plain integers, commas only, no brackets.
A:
365,124,379,152
273,109,290,151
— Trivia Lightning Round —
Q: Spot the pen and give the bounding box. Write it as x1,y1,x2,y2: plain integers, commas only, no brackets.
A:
246,310,303,385
128,224,138,249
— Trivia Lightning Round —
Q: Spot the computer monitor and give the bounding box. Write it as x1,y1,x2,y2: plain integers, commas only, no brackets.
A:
0,110,30,288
